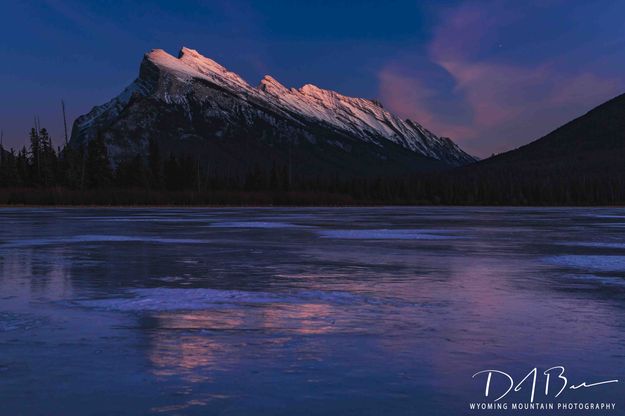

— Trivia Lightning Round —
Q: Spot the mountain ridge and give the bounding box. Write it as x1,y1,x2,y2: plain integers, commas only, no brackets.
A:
473,91,625,169
71,47,476,171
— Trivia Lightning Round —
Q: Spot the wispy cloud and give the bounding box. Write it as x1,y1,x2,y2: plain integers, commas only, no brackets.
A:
378,67,474,140
379,2,624,157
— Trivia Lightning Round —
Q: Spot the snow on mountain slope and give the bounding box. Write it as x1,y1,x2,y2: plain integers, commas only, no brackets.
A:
73,47,476,165
152,48,257,97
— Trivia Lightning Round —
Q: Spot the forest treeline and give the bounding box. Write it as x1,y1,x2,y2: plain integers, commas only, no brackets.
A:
1,126,625,205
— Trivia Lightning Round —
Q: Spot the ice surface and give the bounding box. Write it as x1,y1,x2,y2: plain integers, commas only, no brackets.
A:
2,208,625,416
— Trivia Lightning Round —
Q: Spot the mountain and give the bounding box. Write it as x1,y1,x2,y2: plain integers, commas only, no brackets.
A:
70,47,475,178
474,92,625,172
445,92,625,204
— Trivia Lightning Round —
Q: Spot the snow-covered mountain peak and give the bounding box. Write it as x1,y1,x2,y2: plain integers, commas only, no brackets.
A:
298,83,380,110
178,47,234,77
77,47,476,166
259,75,288,94
300,83,326,95
177,46,202,59
146,48,253,93
148,47,474,163
145,49,179,69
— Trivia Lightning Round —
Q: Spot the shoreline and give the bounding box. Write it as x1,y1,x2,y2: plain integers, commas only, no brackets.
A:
2,188,625,208
1,204,624,208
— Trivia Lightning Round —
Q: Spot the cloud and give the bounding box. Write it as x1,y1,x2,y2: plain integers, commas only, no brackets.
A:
378,2,624,157
378,67,474,140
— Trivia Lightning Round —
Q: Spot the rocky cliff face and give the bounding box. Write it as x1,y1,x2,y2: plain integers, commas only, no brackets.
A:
71,47,476,176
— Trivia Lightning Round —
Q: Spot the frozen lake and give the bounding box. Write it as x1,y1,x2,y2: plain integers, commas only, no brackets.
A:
1,207,623,415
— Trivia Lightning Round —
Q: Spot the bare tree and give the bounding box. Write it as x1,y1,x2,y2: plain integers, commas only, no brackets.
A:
62,100,69,145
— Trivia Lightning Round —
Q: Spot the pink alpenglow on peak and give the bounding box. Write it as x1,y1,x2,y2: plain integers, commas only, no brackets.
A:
147,47,254,94
259,75,291,96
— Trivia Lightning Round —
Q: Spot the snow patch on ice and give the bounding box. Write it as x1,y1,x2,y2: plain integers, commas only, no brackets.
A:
0,312,44,332
566,274,625,287
2,235,209,248
74,287,370,312
84,217,211,223
559,242,625,249
545,255,625,272
208,221,305,229
317,229,458,240
585,214,625,219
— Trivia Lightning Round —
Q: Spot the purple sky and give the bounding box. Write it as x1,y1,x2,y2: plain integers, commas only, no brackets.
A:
1,0,624,157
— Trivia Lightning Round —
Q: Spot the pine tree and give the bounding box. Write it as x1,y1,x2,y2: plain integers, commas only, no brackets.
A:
115,154,147,188
148,138,162,189
85,132,113,188
38,128,57,186
163,154,181,190
29,128,41,184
